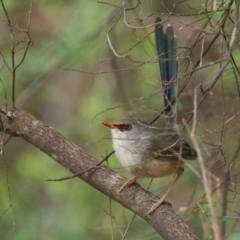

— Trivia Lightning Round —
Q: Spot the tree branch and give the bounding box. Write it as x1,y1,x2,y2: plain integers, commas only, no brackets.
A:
0,108,199,240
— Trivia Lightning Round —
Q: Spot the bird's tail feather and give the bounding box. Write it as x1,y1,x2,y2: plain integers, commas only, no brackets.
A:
155,17,178,127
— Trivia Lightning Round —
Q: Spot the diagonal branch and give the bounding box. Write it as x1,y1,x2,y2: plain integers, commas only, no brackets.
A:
0,108,199,240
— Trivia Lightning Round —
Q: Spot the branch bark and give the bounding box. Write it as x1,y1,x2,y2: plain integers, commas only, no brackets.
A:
0,108,199,240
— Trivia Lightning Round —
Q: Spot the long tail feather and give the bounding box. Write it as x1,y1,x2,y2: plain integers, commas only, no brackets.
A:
155,18,178,126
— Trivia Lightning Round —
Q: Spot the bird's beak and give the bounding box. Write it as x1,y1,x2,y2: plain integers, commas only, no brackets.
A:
101,121,115,129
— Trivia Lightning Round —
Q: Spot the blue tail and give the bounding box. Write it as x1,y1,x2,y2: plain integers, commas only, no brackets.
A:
155,17,178,126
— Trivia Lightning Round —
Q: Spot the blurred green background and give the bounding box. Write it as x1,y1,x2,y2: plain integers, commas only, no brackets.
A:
0,1,240,239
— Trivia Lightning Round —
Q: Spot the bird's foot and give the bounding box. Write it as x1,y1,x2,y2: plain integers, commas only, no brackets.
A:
118,176,138,192
147,198,172,214
147,173,181,214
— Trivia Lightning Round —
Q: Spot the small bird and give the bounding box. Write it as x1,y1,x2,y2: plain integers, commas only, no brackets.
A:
101,118,197,214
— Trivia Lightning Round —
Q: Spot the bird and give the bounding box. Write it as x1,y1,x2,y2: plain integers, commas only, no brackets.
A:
101,118,197,214
101,18,196,215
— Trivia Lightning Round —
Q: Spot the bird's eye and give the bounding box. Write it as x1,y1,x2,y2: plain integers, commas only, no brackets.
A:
123,124,131,131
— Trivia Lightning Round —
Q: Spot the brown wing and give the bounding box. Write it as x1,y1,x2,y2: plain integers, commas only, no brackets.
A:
180,141,197,159
149,130,197,161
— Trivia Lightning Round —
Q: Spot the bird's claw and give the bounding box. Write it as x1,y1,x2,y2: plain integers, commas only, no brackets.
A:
118,176,138,193
147,198,172,214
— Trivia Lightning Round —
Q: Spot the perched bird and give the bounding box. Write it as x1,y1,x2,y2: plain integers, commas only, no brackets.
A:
101,118,197,214
101,18,196,214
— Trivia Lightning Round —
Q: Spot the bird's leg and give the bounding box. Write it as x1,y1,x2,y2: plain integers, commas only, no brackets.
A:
118,176,138,192
148,170,183,214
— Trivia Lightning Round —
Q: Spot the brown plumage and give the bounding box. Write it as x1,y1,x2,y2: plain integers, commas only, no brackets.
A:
102,118,197,214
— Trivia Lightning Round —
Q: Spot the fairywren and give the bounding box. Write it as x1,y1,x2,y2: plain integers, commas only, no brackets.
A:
102,118,197,214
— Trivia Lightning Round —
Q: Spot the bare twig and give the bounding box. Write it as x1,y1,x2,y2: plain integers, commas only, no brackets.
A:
190,86,221,240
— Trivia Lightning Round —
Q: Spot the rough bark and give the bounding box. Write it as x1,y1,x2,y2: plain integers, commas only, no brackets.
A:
0,108,199,240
